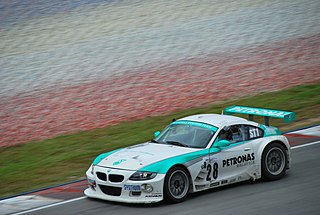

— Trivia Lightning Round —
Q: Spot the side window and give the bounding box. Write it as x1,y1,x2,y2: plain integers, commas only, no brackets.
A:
217,125,245,144
244,125,264,140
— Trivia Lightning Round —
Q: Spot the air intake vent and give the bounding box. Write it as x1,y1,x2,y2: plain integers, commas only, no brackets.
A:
99,185,122,196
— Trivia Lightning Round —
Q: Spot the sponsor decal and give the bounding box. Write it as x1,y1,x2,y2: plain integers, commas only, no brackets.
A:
223,153,255,168
201,159,208,169
172,120,217,131
124,184,141,191
210,182,220,187
145,193,162,198
249,128,260,138
229,178,236,183
221,180,228,185
113,159,126,166
195,185,207,190
226,106,288,117
201,157,218,169
225,106,295,123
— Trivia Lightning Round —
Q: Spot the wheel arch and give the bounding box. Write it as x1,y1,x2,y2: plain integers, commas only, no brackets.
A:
163,163,193,203
256,136,290,160
167,164,192,179
254,136,291,178
264,140,289,162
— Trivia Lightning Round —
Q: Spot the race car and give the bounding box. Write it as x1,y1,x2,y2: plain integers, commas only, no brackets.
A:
84,105,295,203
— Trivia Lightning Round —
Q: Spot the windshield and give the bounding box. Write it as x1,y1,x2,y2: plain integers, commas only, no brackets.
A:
154,120,217,148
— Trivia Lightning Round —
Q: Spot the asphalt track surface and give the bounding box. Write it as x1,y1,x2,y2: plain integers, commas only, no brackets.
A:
20,141,320,215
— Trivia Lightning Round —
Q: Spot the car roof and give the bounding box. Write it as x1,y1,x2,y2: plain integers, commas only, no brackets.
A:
178,114,253,128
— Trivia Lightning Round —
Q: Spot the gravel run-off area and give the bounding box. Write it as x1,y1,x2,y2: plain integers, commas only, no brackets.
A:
0,0,319,147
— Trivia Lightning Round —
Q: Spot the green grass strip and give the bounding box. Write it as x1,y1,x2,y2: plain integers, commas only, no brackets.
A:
0,83,319,198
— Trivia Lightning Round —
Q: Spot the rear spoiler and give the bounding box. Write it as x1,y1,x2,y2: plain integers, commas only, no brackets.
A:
223,105,296,126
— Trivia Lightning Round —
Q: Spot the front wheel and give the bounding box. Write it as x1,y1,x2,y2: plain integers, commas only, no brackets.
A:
164,166,190,203
261,142,288,180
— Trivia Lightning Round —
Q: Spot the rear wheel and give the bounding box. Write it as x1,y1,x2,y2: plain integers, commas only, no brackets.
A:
262,142,288,180
164,166,190,203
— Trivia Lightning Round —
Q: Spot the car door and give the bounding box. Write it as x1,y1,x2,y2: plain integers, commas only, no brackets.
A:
214,124,256,183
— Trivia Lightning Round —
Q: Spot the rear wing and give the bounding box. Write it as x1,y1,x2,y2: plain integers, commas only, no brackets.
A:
223,105,296,126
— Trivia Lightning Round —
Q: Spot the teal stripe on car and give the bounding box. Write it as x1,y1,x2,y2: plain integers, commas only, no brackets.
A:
259,124,282,136
140,148,220,174
172,120,218,132
93,148,122,165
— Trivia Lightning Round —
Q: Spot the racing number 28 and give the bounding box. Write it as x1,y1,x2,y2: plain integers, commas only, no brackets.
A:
206,162,218,181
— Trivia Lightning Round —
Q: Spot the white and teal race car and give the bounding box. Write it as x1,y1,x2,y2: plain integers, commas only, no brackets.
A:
85,106,295,203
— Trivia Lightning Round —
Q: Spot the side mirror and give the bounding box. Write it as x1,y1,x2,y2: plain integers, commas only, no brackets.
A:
216,140,231,148
154,131,161,138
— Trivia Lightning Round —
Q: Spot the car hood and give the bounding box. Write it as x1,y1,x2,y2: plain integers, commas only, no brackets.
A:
97,142,199,170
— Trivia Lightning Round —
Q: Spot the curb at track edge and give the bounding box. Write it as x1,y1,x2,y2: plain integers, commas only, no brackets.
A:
0,179,86,201
282,123,319,134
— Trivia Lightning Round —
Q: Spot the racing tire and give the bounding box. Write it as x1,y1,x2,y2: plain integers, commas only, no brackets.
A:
261,142,288,181
164,166,190,203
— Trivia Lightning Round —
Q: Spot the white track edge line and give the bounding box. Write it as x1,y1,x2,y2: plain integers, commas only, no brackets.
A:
12,196,86,215
291,140,320,149
10,140,320,215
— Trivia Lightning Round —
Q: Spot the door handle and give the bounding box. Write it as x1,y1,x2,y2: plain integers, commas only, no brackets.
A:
244,148,251,151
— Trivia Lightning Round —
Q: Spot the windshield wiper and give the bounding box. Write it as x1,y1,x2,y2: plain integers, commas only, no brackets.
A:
150,139,159,143
166,141,189,147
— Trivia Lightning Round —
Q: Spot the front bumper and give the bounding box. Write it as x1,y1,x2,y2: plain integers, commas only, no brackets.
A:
84,165,165,203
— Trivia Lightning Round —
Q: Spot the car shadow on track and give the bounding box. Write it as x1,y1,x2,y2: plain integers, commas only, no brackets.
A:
85,175,291,209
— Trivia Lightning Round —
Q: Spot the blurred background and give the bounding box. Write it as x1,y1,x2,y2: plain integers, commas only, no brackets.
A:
0,0,319,147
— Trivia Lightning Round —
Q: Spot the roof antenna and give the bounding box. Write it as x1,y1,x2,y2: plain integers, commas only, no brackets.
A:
221,109,224,115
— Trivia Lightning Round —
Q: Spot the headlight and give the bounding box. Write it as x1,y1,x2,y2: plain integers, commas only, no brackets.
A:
129,171,157,181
